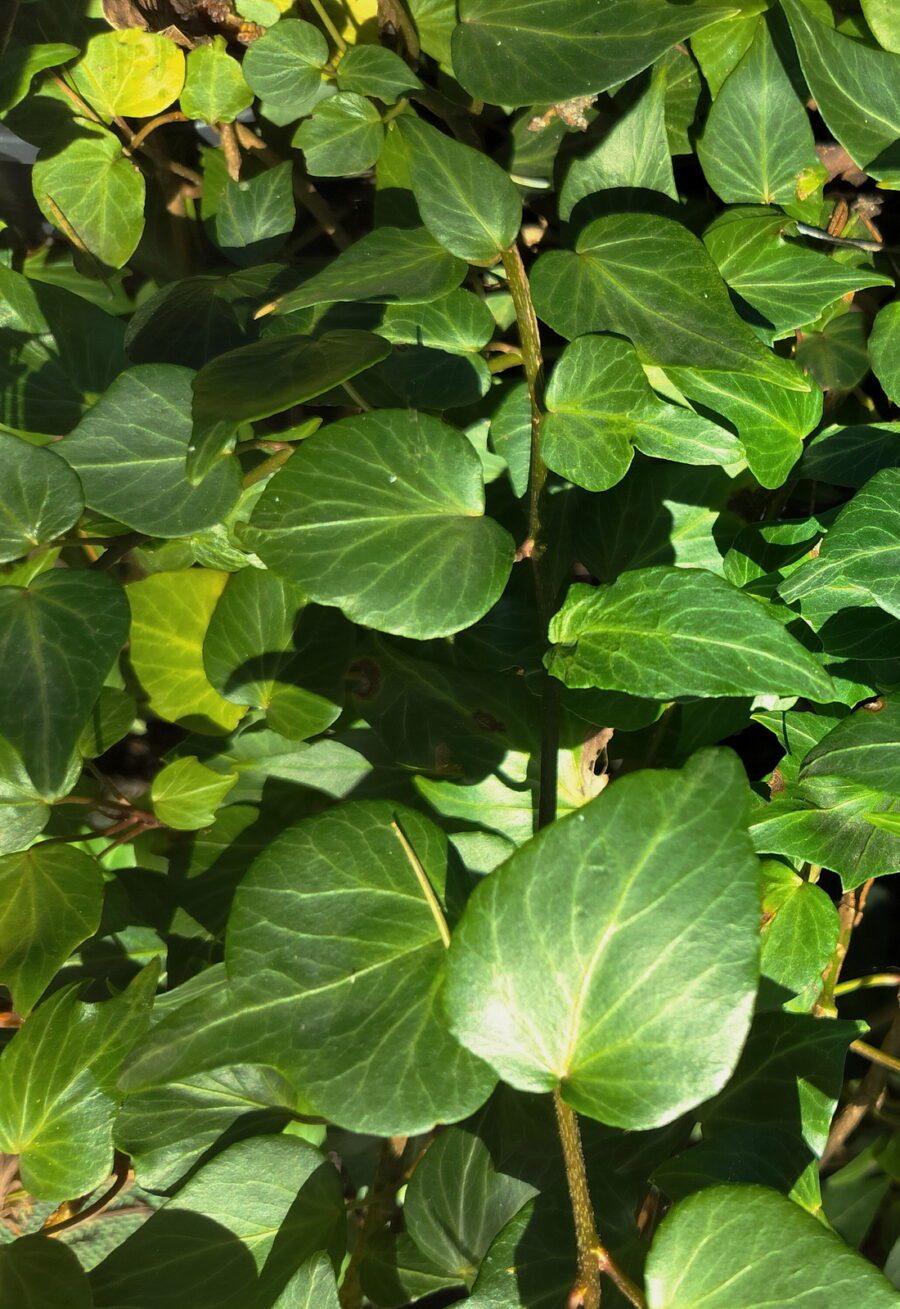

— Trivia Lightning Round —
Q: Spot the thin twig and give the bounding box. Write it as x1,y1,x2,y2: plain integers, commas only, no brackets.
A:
851,1038,900,1075
126,111,188,155
835,973,900,997
339,1139,406,1309
218,120,242,180
822,1007,900,1168
42,1154,132,1237
307,0,347,52
815,889,858,1016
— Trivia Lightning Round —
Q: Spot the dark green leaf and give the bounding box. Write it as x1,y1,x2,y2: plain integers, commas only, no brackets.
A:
244,410,514,640
0,432,83,563
270,227,466,317
697,18,819,205
394,116,521,263
203,569,348,739
123,802,497,1134
189,329,390,478
214,162,295,267
799,422,900,488
451,0,733,107
531,213,810,390
0,844,104,1015
801,697,900,797
779,468,900,622
547,569,834,700
559,66,676,220
795,311,870,391
445,750,760,1127
335,46,422,102
0,570,129,793
783,0,900,183
0,43,79,114
294,93,384,176
869,301,900,405
242,19,329,121
60,365,241,536
704,209,891,342
0,1236,92,1309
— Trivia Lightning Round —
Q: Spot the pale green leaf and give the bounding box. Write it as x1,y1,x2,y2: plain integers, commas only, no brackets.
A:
70,29,185,119
151,756,238,830
869,301,900,406
180,37,254,124
445,750,760,1127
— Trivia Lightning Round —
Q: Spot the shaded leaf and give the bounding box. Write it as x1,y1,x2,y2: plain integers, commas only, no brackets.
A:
335,46,422,102
869,300,900,406
61,365,241,536
214,162,295,267
0,844,103,1016
0,1236,92,1309
0,570,129,794
451,0,733,107
0,432,83,563
295,93,384,176
801,697,900,797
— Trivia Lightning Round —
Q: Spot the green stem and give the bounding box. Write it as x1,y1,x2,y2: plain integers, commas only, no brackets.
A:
242,445,295,488
339,1140,406,1309
0,2,19,57
307,0,347,52
834,973,900,997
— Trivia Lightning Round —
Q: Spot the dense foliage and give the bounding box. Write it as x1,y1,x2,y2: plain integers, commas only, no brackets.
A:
0,1,899,1305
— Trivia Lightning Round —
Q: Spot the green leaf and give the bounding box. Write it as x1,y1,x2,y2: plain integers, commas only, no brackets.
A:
404,1127,537,1282
60,365,240,536
393,117,521,263
0,1236,92,1309
0,279,126,436
547,569,834,701
783,0,900,183
189,329,389,478
335,45,422,102
0,844,104,1015
269,227,467,316
869,301,900,406
0,43,78,114
214,162,295,266
115,1062,304,1190
445,750,760,1127
123,802,497,1134
295,93,384,176
276,1254,341,1309
151,756,238,830
127,569,247,734
70,29,185,119
451,0,735,107
0,570,129,794
33,123,146,269
530,213,809,390
645,1184,898,1307
801,697,900,797
0,737,79,857
697,18,818,205
124,273,251,371
701,1011,860,1154
0,963,158,1200
691,11,760,97
90,1136,344,1309
77,685,136,758
666,365,822,488
704,208,891,342
377,289,495,354
244,410,514,640
203,569,348,739
0,432,83,563
559,66,676,220
796,311,870,391
750,777,900,890
758,861,841,1010
779,468,900,622
800,422,900,488
541,334,742,492
242,19,329,122
863,0,900,52
180,36,254,124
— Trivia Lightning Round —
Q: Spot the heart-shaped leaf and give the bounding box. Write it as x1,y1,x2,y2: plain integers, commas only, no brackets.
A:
0,432,83,563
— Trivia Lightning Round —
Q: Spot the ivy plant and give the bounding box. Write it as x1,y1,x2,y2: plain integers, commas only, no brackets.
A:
0,1,899,1306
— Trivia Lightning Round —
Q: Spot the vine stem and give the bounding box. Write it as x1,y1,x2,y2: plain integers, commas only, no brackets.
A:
500,241,558,831
554,1092,647,1309
307,0,347,52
